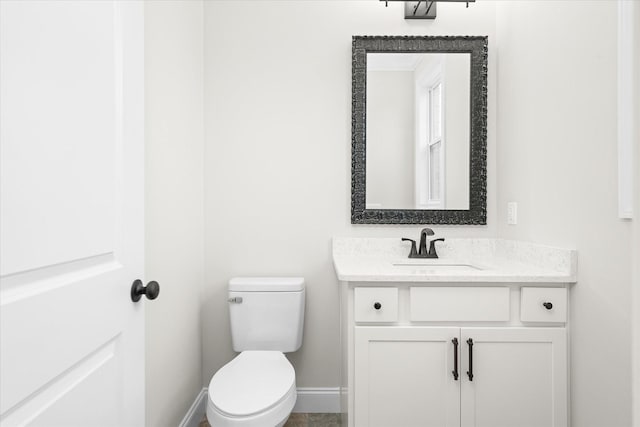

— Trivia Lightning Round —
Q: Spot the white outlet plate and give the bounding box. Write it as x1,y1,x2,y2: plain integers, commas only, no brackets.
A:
507,202,518,225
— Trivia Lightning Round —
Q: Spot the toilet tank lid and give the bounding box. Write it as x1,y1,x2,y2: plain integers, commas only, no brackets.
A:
229,277,305,292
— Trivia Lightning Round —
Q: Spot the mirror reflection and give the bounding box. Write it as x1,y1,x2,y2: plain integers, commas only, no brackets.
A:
365,53,470,210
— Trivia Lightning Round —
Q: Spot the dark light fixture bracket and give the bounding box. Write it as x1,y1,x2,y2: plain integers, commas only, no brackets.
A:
381,0,475,19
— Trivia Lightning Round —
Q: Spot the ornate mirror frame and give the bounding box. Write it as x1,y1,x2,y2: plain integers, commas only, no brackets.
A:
351,35,488,224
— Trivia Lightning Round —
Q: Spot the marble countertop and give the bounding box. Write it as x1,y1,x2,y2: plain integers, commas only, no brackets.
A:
332,237,578,284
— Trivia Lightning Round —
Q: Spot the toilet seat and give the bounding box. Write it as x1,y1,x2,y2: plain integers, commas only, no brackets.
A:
207,351,297,427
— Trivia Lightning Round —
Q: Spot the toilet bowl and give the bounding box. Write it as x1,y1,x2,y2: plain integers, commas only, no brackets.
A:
206,277,305,427
207,351,296,427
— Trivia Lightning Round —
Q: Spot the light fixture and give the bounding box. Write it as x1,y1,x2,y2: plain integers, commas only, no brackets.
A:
380,0,475,20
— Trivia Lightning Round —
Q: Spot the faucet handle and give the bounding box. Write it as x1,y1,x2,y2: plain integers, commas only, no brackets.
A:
401,238,418,258
428,238,446,257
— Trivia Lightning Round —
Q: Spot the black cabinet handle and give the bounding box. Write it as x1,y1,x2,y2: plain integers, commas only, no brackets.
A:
373,302,382,310
466,338,474,381
452,338,459,380
131,279,160,302
543,302,553,310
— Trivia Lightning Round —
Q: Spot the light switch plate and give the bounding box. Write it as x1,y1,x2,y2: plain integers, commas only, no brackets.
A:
507,202,518,225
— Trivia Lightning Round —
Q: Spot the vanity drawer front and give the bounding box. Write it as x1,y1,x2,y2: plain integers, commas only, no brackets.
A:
354,287,398,323
410,287,510,322
521,287,567,323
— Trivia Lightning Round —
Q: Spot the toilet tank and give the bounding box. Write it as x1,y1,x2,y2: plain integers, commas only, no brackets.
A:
228,277,305,353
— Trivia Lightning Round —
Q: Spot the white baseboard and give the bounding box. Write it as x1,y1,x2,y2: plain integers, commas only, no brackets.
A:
292,387,341,413
180,386,340,425
178,388,207,427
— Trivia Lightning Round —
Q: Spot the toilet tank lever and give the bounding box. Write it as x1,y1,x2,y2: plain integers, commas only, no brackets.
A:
228,297,243,304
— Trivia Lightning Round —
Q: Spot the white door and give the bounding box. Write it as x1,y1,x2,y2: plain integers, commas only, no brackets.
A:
354,326,460,427
0,1,146,426
460,328,568,427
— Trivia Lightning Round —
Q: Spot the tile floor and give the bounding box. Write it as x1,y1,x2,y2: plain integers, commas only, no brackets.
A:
200,413,341,427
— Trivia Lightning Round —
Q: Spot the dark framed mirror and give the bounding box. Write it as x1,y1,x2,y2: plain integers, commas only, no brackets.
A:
351,36,488,224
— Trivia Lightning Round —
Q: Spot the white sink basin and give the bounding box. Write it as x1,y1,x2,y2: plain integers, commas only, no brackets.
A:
391,260,484,272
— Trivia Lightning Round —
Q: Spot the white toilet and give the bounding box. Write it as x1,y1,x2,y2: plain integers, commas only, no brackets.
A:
207,277,305,427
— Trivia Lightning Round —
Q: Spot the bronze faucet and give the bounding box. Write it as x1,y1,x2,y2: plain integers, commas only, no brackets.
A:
402,228,445,258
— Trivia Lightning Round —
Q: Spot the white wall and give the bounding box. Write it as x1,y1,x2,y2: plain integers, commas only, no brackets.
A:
203,1,497,389
144,2,204,426
495,2,633,426
632,3,640,425
366,70,414,208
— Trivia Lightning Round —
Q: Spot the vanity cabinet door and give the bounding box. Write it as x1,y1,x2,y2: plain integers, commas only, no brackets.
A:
460,328,567,427
354,327,460,427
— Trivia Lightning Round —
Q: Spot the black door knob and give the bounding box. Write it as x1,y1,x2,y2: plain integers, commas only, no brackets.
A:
373,302,382,310
131,279,160,302
543,302,553,310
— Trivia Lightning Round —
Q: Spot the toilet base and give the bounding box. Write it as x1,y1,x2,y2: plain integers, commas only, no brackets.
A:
206,384,296,427
275,415,290,427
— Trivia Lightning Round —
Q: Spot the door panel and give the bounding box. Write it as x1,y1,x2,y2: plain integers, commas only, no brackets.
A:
6,339,121,427
0,0,118,275
460,328,567,427
355,327,460,427
0,1,145,426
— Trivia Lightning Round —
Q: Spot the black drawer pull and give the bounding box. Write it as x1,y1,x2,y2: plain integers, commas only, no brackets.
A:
543,302,553,310
373,302,382,310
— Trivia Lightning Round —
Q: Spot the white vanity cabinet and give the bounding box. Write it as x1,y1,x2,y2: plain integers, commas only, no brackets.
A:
342,285,570,427
332,237,578,427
